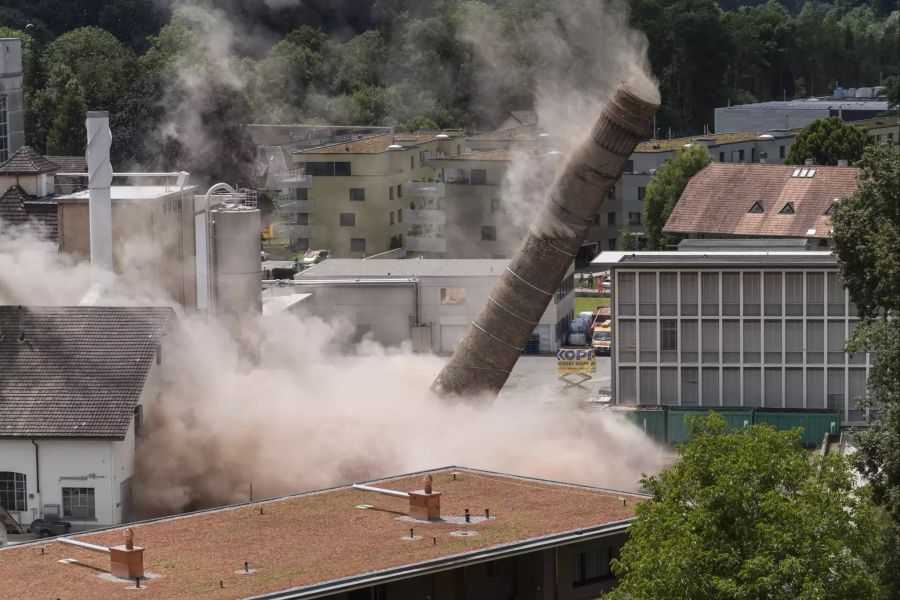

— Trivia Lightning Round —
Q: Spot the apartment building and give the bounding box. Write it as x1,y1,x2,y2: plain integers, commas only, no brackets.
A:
282,131,465,258
0,38,25,163
592,249,872,425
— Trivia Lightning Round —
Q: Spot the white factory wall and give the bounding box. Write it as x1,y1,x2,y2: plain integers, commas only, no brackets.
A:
301,285,417,345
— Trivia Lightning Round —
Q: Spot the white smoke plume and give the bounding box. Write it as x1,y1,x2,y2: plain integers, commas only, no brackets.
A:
0,222,666,515
461,0,659,234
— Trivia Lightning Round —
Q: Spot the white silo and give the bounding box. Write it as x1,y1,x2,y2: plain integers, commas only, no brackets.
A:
209,189,262,318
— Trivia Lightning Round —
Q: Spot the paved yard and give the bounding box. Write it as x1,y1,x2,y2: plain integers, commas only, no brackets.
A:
499,355,611,403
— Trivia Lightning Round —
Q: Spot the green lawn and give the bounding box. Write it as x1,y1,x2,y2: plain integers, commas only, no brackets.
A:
574,295,611,313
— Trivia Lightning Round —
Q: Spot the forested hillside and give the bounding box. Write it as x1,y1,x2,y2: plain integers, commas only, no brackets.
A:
1,0,896,175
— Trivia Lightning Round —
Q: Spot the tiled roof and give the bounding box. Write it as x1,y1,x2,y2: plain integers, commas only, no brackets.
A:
0,146,59,174
664,163,860,239
299,134,394,154
43,155,87,173
0,306,176,439
0,467,642,599
0,185,58,242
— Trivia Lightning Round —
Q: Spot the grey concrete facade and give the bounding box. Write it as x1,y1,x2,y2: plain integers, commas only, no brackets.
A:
715,99,888,133
0,38,25,163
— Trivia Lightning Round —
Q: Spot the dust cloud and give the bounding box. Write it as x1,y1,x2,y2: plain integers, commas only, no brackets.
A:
0,223,666,516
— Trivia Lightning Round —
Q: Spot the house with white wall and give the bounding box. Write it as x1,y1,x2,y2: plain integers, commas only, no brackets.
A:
0,306,177,532
272,259,574,354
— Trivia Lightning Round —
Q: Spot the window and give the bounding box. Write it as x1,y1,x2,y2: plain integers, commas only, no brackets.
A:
607,238,616,250
301,161,351,176
827,320,846,364
739,149,745,161
638,272,656,315
764,320,782,363
848,369,867,421
294,187,308,201
723,320,740,363
481,226,497,241
785,273,803,315
339,213,355,227
824,203,835,216
398,209,403,223
573,549,614,586
722,272,740,315
350,238,366,253
749,201,764,213
619,320,636,362
389,211,394,225
618,273,636,316
659,273,677,315
827,368,845,412
701,272,719,315
827,272,845,316
640,368,657,404
294,213,309,225
744,320,761,363
702,320,719,362
779,145,786,159
779,202,795,214
785,368,803,408
743,368,761,407
349,188,365,201
719,151,725,162
743,272,760,315
637,187,646,200
470,169,487,185
607,212,616,226
764,272,782,316
490,198,501,213
681,320,698,362
807,368,824,408
806,320,825,363
660,320,677,361
640,320,657,362
389,186,395,200
785,321,803,363
623,159,634,173
765,368,782,408
440,287,466,305
680,273,698,316
410,155,415,170
62,487,95,519
682,367,699,406
806,273,824,315
660,368,678,405
397,184,403,198
628,212,642,226
0,95,7,163
0,472,26,512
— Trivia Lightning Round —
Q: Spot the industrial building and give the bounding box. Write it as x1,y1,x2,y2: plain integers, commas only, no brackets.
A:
0,306,178,532
715,94,889,133
664,162,860,243
0,467,644,599
0,38,25,163
276,258,575,354
592,248,872,424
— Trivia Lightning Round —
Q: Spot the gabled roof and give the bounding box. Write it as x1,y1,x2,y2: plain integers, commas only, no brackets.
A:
664,163,860,239
0,466,642,599
0,185,58,242
0,184,29,224
0,146,59,175
0,306,177,439
509,110,537,125
43,155,87,173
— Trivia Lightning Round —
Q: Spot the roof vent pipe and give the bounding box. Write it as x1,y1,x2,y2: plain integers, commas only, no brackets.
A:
86,111,114,271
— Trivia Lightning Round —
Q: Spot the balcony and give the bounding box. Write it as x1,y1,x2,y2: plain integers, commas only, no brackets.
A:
402,208,446,225
405,235,447,253
277,199,314,214
274,223,314,238
403,181,445,198
280,168,312,189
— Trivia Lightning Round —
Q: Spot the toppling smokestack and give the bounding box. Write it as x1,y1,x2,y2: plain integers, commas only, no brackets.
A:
432,82,658,399
86,111,114,271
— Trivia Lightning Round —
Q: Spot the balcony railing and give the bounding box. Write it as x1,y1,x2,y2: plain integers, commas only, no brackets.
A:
403,181,445,198
405,235,447,253
274,223,314,238
277,199,314,214
280,168,313,189
402,208,446,225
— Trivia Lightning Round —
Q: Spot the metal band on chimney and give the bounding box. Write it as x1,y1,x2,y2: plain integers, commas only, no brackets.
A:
488,296,540,325
504,267,555,297
471,322,524,351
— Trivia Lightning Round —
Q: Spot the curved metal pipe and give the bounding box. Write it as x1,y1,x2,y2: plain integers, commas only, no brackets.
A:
202,183,236,316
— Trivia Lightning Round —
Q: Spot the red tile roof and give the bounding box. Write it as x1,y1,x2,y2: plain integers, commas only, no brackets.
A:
0,467,642,599
664,163,860,239
0,146,59,174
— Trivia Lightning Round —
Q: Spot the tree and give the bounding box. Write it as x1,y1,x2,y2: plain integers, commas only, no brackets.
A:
643,144,710,250
786,116,873,165
830,144,900,536
609,413,885,599
45,77,87,156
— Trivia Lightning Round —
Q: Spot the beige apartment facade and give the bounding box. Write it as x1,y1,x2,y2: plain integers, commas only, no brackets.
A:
286,133,465,258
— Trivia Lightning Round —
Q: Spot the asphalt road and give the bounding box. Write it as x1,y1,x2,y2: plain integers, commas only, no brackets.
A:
499,355,611,403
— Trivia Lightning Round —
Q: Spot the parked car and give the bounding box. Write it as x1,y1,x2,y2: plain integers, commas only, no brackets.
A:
301,249,330,267
29,518,72,538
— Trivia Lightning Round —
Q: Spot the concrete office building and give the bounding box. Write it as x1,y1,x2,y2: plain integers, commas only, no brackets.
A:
592,250,872,424
282,258,575,354
715,97,889,133
0,38,25,163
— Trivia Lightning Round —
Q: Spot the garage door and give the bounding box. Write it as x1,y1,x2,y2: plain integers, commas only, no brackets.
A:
440,325,468,354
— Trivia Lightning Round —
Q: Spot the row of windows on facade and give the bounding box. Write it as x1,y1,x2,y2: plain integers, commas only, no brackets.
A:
717,145,787,163
617,271,855,317
593,211,642,227
0,474,96,518
0,95,8,163
617,365,868,419
616,318,867,365
297,152,432,178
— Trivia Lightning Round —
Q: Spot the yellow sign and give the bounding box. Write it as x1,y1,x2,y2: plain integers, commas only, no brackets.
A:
557,347,596,374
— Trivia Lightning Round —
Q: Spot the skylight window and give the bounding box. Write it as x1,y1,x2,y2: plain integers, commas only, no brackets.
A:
806,169,816,178
824,203,835,216
779,202,795,214
749,201,764,213
799,168,809,177
791,168,802,177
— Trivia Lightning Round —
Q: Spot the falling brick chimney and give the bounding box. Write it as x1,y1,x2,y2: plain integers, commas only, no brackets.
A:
408,474,441,521
110,528,144,579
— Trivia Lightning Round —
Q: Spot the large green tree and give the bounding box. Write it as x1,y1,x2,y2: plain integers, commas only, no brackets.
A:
786,116,873,165
609,413,885,599
45,77,87,156
831,144,900,535
643,144,711,250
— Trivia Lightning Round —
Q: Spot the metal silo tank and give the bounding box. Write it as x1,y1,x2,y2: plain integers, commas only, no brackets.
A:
212,203,262,317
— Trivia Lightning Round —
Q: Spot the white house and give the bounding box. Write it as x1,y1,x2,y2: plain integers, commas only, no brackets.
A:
270,258,575,354
0,306,177,532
